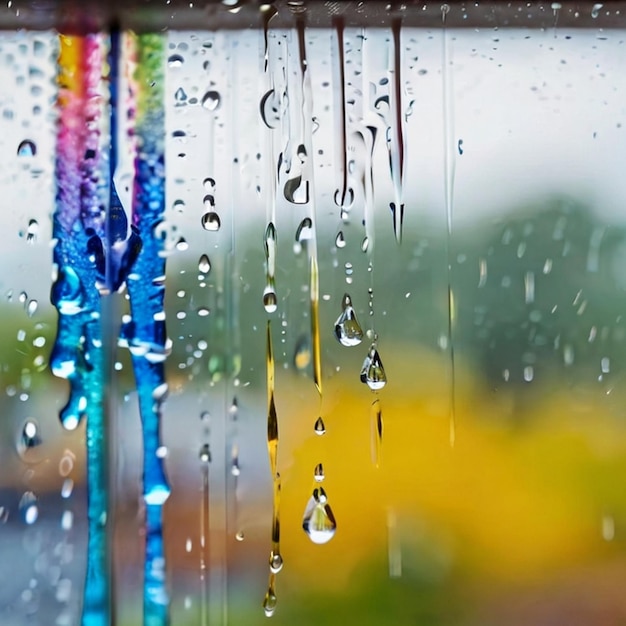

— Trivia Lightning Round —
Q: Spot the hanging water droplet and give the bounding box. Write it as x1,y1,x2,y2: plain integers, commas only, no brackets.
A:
263,289,278,313
199,444,211,463
302,487,337,544
269,551,283,573
17,139,36,157
314,462,325,482
19,491,38,525
201,212,221,231
263,585,277,617
335,231,346,248
314,416,326,435
361,344,387,390
201,90,221,111
198,254,211,274
334,293,363,347
168,54,184,67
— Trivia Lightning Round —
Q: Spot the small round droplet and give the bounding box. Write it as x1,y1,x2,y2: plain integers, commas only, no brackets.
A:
168,54,184,67
314,416,326,435
198,254,211,274
19,491,39,525
269,551,283,573
17,139,36,157
235,531,245,541
17,419,43,464
201,90,221,111
201,212,221,231
199,444,211,463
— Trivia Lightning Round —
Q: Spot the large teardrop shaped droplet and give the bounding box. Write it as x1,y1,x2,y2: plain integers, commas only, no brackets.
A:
314,416,326,435
361,344,387,390
263,580,277,617
302,487,337,544
334,293,363,347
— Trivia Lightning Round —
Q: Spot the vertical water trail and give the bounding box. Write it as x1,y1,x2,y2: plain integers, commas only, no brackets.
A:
200,444,210,626
294,19,323,401
264,321,282,616
333,17,351,214
51,33,110,626
125,33,171,625
442,6,457,447
389,18,405,244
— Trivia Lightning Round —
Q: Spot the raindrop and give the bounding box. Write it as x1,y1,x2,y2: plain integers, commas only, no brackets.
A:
17,419,42,464
284,175,309,204
201,90,221,112
361,344,387,390
269,551,283,573
335,231,346,248
591,3,603,18
263,289,278,313
174,87,187,103
314,462,325,482
293,335,311,370
314,416,326,435
203,177,216,192
198,254,211,274
361,237,369,253
168,54,184,67
17,139,36,157
295,217,313,243
175,237,189,251
333,187,354,210
334,294,363,347
260,88,281,129
302,487,337,544
235,531,245,541
19,491,38,525
26,219,38,243
199,444,211,463
201,212,221,231
26,300,38,317
263,585,277,617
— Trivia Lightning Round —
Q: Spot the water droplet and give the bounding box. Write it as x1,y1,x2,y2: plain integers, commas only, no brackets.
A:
19,491,38,525
201,90,221,111
334,294,363,347
302,487,337,544
26,219,38,243
284,175,309,204
260,88,281,129
175,237,189,251
335,231,346,248
168,54,184,67
198,254,211,274
17,419,42,464
235,531,245,541
26,300,38,317
203,177,216,192
263,289,278,313
314,416,326,435
361,344,387,390
591,3,603,18
314,462,325,482
17,139,36,157
199,444,211,463
293,335,311,370
269,551,283,573
201,212,221,231
361,237,369,253
295,217,313,243
174,87,187,103
263,585,277,617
